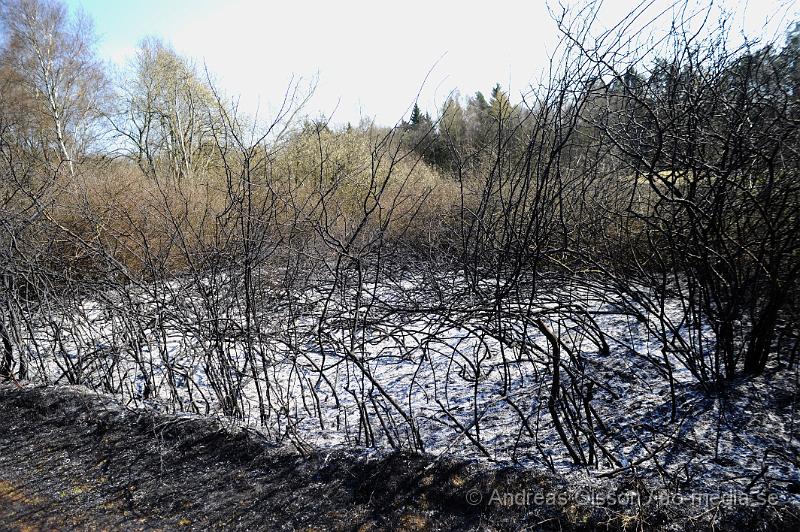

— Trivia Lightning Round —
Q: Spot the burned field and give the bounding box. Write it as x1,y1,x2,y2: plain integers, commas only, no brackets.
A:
2,0,800,529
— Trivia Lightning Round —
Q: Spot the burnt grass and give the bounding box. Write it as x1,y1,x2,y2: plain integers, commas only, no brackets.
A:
0,384,797,531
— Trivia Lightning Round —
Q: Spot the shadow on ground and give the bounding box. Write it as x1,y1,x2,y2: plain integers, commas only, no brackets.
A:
0,384,796,531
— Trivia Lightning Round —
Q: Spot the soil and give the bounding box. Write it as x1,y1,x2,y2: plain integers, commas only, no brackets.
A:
0,383,797,531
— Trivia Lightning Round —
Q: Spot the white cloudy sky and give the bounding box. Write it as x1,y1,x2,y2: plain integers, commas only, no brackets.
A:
65,0,798,126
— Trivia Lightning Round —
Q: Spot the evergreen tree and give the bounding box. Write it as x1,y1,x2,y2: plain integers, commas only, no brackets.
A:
440,95,466,143
488,84,514,121
472,91,489,111
409,103,423,126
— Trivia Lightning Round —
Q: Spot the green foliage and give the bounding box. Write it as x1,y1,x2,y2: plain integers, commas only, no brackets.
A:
409,103,423,126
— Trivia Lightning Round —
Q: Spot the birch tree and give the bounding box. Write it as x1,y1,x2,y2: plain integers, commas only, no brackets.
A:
0,0,106,178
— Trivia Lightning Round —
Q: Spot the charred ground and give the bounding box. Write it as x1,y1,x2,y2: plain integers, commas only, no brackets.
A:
0,384,797,531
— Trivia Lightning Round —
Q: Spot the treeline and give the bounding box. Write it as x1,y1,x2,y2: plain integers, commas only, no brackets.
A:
397,84,522,172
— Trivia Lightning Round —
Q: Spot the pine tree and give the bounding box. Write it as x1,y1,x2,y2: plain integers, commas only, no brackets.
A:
440,96,466,142
489,84,513,121
409,103,423,126
472,91,489,111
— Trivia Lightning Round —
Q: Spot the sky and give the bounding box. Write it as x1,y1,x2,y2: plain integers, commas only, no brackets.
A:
64,0,799,126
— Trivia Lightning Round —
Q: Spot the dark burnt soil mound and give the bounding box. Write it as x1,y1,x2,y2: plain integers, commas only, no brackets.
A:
0,384,796,531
